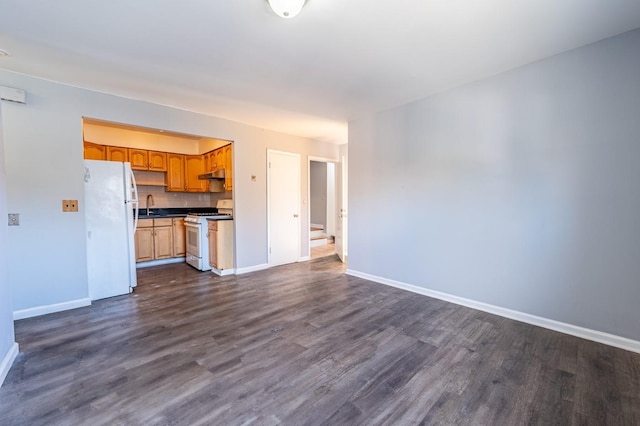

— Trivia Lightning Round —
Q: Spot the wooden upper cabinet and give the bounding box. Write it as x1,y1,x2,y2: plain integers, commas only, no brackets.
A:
185,155,208,192
223,144,233,191
215,149,225,172
148,151,167,172
84,142,106,160
204,151,215,172
106,146,128,162
128,149,149,170
166,153,185,192
83,141,222,193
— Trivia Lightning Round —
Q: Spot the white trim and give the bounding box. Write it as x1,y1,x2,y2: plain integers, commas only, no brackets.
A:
307,156,339,264
13,298,92,320
298,256,311,262
235,263,270,275
135,257,185,268
210,267,235,276
0,342,18,387
346,269,640,354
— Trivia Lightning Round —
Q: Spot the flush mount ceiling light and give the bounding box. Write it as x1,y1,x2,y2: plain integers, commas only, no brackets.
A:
0,49,9,57
267,0,306,19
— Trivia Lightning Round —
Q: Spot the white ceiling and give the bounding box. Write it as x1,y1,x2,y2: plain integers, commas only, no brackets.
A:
1,1,639,144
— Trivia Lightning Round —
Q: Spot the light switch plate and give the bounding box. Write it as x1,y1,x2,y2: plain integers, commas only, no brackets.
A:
8,213,19,226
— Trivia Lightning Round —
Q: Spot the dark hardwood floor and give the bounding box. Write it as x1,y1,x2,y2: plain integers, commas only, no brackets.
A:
1,256,639,425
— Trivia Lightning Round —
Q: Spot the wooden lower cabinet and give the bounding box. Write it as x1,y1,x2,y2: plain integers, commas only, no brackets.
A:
207,220,234,270
135,217,185,262
208,221,218,269
173,218,186,257
134,219,154,262
153,219,174,259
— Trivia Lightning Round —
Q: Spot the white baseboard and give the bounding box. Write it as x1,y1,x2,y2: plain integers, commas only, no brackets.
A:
346,269,640,354
211,267,235,276
235,263,270,275
298,256,311,262
136,257,185,268
0,342,19,387
13,298,92,321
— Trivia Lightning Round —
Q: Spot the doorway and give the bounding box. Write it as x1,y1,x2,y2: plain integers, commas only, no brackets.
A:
309,158,337,259
267,150,301,267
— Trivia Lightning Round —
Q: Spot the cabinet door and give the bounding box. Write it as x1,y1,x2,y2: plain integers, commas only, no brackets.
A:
135,227,154,262
223,144,233,191
215,149,225,172
208,223,218,269
166,153,185,192
173,218,186,257
128,149,149,170
154,226,173,259
185,155,208,192
148,151,167,172
107,146,129,162
84,142,106,160
203,151,212,173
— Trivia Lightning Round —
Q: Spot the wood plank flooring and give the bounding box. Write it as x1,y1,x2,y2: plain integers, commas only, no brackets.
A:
310,241,335,259
1,256,639,425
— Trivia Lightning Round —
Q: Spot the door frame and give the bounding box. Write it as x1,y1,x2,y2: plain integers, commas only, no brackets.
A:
307,155,339,259
267,149,301,266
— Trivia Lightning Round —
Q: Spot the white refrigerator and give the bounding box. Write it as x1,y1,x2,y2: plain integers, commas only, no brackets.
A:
84,160,139,300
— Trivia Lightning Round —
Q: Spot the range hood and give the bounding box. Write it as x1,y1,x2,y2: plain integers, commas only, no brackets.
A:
198,169,225,180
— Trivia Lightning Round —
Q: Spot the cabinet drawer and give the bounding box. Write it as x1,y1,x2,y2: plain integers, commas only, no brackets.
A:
153,218,173,227
138,219,154,228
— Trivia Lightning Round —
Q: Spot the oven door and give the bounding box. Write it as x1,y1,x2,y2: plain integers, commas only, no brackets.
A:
185,222,201,257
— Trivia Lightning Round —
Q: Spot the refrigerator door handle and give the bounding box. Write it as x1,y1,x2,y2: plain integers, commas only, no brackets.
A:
129,168,139,233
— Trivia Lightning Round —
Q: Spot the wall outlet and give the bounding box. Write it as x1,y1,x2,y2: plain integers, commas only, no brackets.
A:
62,199,79,212
8,213,19,226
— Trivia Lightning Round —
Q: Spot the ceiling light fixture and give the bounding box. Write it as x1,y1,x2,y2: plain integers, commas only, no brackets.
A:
0,49,9,57
267,0,306,19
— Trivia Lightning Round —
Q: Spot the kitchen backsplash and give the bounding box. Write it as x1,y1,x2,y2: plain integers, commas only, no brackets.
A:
137,186,232,208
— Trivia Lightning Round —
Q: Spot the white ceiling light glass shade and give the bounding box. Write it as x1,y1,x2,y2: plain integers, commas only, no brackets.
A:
267,0,306,19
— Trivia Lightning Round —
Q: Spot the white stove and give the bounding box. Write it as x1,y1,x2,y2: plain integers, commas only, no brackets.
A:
185,199,233,271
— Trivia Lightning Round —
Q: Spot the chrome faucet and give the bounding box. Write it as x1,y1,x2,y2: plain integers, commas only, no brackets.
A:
146,194,154,215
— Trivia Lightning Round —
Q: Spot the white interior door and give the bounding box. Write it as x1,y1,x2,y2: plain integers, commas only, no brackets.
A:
335,149,348,262
268,150,301,266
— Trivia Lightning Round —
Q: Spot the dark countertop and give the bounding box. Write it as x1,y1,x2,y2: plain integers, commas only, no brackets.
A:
137,207,218,219
205,216,233,221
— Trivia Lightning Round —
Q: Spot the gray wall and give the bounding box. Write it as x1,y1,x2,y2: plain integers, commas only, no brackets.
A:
348,28,640,341
0,70,338,313
0,101,17,384
310,161,327,228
